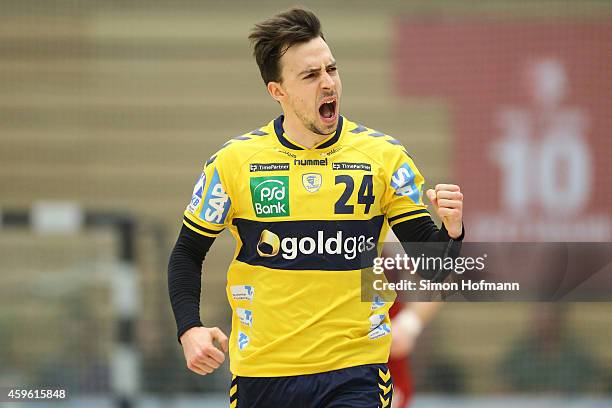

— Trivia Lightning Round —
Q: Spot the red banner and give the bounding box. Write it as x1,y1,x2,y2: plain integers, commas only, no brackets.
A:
395,20,612,241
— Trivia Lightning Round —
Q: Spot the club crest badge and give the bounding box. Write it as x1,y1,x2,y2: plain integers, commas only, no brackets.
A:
302,173,322,193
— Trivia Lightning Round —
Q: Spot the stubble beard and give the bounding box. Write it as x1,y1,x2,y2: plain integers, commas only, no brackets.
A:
295,107,334,136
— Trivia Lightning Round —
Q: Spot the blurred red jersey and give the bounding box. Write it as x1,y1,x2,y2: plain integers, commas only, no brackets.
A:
388,302,413,408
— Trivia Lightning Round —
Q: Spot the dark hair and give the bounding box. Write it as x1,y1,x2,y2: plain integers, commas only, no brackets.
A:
249,7,325,84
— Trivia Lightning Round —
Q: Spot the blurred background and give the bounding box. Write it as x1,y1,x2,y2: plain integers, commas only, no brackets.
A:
1,0,611,407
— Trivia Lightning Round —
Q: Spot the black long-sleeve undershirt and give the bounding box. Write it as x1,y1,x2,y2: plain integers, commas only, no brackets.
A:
167,225,215,342
392,217,464,282
392,216,464,243
167,217,463,341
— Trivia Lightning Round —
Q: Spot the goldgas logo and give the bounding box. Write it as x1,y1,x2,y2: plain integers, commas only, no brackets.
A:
250,176,290,217
256,229,376,260
257,230,281,257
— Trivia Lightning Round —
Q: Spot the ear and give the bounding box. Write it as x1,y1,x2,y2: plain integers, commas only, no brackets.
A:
267,81,285,103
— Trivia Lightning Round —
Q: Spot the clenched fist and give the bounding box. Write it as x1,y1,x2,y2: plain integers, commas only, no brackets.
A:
180,326,229,375
426,184,463,239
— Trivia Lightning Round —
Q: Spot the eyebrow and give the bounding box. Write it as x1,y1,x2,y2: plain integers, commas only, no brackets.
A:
298,60,337,77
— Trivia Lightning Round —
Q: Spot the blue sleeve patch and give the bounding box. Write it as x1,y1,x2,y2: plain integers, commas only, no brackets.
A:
390,163,421,204
186,172,206,214
199,168,231,225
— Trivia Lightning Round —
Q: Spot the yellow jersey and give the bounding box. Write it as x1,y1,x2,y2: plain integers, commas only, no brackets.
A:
183,115,430,377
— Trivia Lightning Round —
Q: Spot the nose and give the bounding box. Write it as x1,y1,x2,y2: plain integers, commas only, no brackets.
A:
320,71,334,90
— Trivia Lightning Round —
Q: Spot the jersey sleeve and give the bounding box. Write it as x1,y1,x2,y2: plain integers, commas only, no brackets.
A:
182,154,234,238
381,148,431,227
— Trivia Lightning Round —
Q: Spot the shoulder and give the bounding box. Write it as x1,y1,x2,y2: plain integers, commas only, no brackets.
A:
342,117,413,162
206,120,277,167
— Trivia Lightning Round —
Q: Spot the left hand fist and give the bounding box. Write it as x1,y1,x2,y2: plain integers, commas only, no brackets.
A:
426,184,463,239
389,309,423,358
390,323,418,358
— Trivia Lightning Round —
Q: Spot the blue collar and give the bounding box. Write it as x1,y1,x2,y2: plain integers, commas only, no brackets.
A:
273,115,344,150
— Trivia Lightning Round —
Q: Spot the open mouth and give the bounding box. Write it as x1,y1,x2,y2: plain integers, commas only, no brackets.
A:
318,98,337,122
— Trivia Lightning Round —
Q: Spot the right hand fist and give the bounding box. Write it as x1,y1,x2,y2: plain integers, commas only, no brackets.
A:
180,326,229,375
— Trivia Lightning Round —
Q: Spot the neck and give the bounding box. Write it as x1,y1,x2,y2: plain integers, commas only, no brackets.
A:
282,112,332,149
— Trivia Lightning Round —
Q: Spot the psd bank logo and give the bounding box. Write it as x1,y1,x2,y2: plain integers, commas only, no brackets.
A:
250,176,290,217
